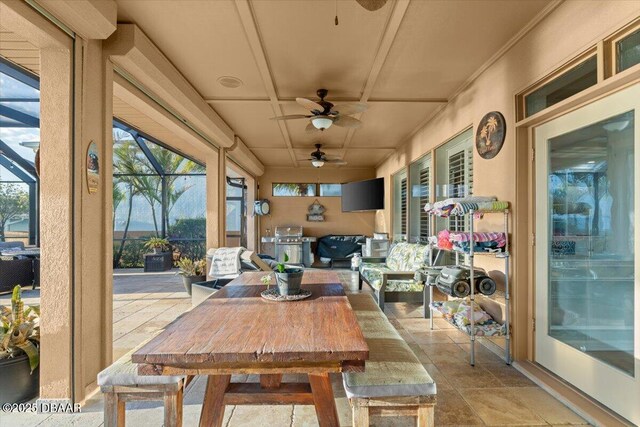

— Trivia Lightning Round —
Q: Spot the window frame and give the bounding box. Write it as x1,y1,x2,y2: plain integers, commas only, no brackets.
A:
516,48,598,121
271,183,317,197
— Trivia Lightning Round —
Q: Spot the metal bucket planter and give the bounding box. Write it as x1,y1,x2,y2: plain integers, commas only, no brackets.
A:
182,275,206,295
275,269,304,295
0,353,39,404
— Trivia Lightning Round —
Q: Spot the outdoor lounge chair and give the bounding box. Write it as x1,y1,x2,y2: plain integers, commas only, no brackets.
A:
0,258,34,294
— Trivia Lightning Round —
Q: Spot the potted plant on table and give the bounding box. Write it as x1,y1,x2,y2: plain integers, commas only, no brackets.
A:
176,257,207,295
0,285,40,404
262,253,304,296
144,237,170,254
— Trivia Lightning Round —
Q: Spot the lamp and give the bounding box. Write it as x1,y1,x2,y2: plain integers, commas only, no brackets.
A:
311,116,333,131
311,159,325,168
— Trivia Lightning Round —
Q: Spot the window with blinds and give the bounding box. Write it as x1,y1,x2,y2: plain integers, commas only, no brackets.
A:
448,146,473,232
400,177,408,235
419,166,430,240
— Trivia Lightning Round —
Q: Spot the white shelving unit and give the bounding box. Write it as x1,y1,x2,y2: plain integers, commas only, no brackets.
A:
426,206,511,366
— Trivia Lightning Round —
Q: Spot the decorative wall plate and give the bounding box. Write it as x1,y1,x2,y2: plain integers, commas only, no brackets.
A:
475,111,506,159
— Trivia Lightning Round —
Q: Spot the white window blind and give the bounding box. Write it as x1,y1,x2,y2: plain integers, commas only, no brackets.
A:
448,146,473,232
419,165,430,240
401,177,408,236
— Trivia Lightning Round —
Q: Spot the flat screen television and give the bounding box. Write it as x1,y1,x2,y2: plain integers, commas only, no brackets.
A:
341,178,384,212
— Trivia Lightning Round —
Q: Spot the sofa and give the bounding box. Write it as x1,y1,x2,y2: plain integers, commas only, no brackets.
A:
359,242,432,317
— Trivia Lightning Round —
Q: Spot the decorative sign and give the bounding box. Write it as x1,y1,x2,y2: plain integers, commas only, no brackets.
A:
307,199,326,222
475,111,506,159
86,141,99,194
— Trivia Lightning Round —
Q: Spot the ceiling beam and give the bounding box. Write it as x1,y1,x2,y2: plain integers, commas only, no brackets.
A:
204,97,448,104
234,0,298,167
340,0,411,156
36,0,117,40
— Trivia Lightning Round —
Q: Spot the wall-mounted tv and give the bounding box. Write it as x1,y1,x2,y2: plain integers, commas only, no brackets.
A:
341,178,384,212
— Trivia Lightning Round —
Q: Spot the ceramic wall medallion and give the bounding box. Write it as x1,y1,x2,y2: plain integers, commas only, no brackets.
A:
307,199,325,222
475,111,506,159
86,141,99,194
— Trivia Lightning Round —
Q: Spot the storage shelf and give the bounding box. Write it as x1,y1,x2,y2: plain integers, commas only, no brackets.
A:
426,203,511,366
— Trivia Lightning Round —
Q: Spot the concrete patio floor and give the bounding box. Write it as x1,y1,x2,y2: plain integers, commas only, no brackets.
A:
0,270,589,426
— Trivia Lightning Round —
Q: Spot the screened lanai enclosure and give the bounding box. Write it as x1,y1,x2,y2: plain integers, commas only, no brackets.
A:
112,121,206,268
0,58,39,246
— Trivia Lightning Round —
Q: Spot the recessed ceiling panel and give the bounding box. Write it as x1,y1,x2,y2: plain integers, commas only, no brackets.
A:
211,101,286,148
350,102,442,149
250,148,295,167
371,0,551,99
116,0,268,99
343,149,395,167
251,0,392,99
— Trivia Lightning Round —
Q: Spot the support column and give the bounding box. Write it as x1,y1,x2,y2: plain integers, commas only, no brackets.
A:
206,148,225,250
39,46,74,399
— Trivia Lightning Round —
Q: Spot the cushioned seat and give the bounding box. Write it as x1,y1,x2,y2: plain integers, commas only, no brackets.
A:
98,340,183,387
344,293,436,399
359,263,423,292
358,242,431,315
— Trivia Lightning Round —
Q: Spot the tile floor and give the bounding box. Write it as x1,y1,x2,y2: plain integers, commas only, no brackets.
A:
0,269,589,426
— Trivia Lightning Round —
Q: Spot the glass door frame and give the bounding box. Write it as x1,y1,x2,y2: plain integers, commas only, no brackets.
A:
534,83,640,424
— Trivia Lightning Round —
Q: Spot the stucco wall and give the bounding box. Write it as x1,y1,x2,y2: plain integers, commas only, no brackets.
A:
257,167,377,253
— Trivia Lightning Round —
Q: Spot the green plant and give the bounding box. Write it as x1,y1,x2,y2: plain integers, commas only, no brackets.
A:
275,253,289,273
176,257,206,277
0,286,40,372
144,237,170,252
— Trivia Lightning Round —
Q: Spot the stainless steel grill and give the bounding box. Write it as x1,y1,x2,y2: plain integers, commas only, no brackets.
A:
274,226,303,264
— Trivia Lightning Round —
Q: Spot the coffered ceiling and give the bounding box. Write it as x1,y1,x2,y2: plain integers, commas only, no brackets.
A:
116,0,551,169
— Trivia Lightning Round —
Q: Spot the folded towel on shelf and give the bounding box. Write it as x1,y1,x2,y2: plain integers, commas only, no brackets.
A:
451,200,509,215
449,232,506,244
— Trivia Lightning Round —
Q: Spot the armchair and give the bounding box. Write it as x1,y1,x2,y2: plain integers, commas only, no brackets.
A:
358,242,432,317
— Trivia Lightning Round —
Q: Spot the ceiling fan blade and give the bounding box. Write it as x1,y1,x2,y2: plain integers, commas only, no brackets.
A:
333,115,362,129
356,0,388,11
296,97,325,113
331,102,368,116
270,114,309,120
305,122,319,133
325,159,348,165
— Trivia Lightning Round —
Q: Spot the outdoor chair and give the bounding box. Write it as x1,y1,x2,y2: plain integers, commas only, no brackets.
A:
358,242,432,316
0,258,34,294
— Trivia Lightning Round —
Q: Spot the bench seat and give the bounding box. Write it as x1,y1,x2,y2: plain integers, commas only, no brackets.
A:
344,293,436,426
98,339,186,427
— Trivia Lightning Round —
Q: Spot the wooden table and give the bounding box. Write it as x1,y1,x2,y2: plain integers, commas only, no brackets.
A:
133,270,369,427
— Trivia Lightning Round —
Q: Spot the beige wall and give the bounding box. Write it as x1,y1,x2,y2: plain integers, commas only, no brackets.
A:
375,0,640,362
258,167,377,252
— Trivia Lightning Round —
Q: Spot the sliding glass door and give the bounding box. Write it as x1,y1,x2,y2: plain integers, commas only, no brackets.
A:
534,83,640,424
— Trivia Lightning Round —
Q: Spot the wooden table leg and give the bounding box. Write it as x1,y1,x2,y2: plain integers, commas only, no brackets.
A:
260,374,283,389
199,374,231,427
308,373,340,427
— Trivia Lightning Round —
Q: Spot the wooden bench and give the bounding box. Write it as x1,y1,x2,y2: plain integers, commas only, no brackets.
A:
97,341,188,427
344,293,437,427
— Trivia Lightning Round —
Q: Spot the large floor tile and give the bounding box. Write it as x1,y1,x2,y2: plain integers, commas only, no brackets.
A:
228,404,293,426
458,388,545,425
510,387,588,425
435,389,484,426
481,363,536,387
436,362,505,389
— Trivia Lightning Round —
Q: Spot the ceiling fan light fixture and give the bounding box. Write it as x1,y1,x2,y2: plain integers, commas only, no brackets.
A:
311,159,325,168
311,116,333,130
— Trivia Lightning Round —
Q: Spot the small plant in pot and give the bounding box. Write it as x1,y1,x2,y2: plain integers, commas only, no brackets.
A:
144,237,170,254
176,257,207,295
0,285,40,404
273,253,304,296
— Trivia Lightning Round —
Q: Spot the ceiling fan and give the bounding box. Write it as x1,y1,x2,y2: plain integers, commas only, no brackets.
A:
271,89,367,132
355,0,388,11
307,144,347,168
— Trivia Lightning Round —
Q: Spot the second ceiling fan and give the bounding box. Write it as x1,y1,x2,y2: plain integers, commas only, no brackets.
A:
271,89,367,132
